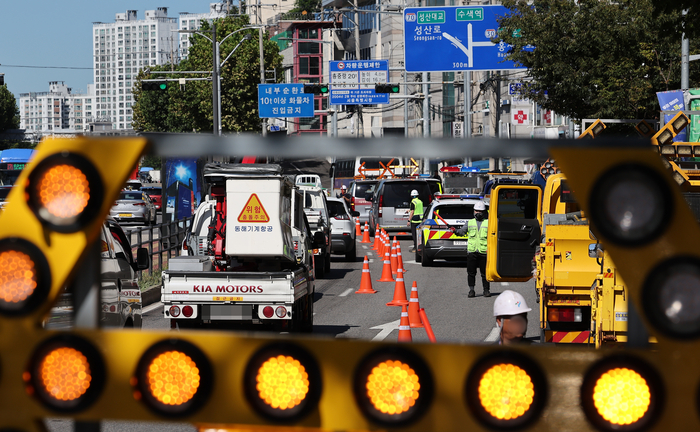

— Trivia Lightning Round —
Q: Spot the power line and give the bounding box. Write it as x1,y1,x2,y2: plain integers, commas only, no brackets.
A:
0,64,93,70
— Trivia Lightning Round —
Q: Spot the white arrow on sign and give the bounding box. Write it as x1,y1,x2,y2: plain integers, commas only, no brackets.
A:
443,23,494,68
370,319,400,341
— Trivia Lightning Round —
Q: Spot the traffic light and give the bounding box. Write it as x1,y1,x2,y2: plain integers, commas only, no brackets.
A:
635,120,656,139
577,119,606,139
651,111,689,146
142,80,169,91
303,84,328,95
375,84,401,94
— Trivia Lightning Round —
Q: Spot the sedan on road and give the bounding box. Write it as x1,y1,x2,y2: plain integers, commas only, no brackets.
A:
110,190,157,225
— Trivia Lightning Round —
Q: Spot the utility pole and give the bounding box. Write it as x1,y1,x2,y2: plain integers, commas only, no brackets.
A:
212,24,219,136
354,0,364,137
422,71,429,138
464,70,470,139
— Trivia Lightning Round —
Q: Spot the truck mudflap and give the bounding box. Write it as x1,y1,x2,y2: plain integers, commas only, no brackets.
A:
162,270,308,304
544,330,592,344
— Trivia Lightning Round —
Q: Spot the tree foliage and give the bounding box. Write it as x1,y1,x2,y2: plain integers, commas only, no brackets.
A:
498,0,699,121
289,0,322,15
651,0,700,39
132,15,283,133
0,85,19,132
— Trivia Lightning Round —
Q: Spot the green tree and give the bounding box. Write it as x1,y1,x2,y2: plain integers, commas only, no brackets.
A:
288,0,322,15
0,85,19,132
498,0,697,121
651,0,700,39
132,15,283,133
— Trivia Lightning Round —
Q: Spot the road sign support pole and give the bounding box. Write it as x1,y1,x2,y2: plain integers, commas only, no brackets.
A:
464,70,470,140
422,72,429,138
404,67,408,138
259,26,267,137
332,105,338,137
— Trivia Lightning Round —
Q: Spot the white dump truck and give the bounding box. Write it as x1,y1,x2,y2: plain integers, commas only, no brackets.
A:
162,164,321,332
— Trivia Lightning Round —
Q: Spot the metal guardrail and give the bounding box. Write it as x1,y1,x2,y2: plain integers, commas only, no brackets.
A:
126,216,193,279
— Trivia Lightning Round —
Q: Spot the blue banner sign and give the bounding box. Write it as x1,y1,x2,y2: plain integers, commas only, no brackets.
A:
258,84,315,118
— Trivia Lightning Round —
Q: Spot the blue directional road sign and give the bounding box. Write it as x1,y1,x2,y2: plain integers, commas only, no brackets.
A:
258,84,314,118
329,60,389,105
404,5,532,72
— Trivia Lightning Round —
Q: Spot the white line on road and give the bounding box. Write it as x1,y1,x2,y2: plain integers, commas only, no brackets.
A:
484,327,500,342
501,282,510,286
402,260,419,265
143,301,162,314
371,319,401,341
339,288,354,297
368,259,374,263
362,245,368,249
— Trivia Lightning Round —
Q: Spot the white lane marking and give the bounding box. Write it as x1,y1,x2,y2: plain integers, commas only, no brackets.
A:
371,319,401,341
368,259,374,263
339,288,354,297
362,245,368,249
143,301,163,314
402,260,419,265
501,282,510,286
484,327,500,342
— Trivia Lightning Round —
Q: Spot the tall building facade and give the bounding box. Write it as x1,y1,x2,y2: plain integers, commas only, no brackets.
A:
92,8,178,131
18,81,94,134
179,3,230,60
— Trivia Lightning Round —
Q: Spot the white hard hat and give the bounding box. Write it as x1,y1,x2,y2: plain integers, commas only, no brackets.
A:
493,290,532,316
474,201,486,211
411,189,419,197
341,185,347,190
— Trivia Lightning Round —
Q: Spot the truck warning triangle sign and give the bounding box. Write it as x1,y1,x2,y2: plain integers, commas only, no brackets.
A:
238,193,270,222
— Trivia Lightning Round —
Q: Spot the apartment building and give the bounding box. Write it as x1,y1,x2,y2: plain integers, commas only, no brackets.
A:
92,8,178,131
18,81,95,134
179,3,230,60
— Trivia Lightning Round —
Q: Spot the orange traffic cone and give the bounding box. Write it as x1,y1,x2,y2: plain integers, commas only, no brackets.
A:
390,238,398,277
386,267,408,306
377,247,395,282
372,229,381,251
398,304,412,342
356,256,377,294
408,282,424,328
355,217,362,237
396,241,405,274
360,222,371,243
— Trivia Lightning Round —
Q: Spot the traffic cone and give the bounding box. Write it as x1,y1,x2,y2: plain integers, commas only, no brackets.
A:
355,256,377,294
398,304,412,342
390,238,398,277
377,247,395,282
386,267,408,306
408,282,424,328
355,217,362,237
360,222,371,243
396,241,405,274
372,229,381,251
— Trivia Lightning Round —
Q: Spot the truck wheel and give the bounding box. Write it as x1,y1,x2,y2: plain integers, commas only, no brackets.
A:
415,250,422,263
302,295,314,333
345,244,357,261
421,253,433,267
324,252,331,273
315,254,325,278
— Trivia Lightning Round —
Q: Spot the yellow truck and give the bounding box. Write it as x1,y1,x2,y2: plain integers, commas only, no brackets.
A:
486,173,629,347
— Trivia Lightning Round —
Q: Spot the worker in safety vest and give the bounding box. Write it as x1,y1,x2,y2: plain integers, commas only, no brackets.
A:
452,201,490,298
407,189,423,252
493,290,532,345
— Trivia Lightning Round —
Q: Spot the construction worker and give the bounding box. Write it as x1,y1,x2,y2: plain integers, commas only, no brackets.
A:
407,189,424,252
337,185,352,207
493,290,532,345
452,201,490,297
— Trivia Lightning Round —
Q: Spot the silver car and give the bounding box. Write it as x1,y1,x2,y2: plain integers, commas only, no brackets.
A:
45,218,149,329
110,190,157,225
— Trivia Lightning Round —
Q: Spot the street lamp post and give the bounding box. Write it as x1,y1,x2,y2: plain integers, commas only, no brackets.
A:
179,26,257,136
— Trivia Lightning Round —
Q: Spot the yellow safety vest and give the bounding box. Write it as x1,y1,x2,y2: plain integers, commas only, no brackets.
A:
467,218,488,253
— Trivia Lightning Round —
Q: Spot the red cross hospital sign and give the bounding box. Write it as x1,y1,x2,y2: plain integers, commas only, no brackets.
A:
513,109,529,125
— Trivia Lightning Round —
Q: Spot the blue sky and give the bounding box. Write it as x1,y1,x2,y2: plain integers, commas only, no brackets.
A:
0,1,224,100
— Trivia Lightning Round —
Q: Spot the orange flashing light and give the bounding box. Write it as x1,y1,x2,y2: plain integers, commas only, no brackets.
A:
477,363,534,420
37,164,90,219
256,355,310,410
39,347,92,402
366,360,420,415
146,350,201,406
0,249,37,304
592,368,651,425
